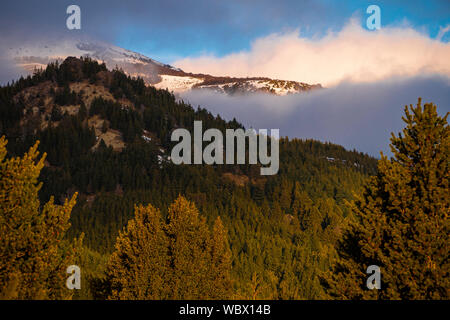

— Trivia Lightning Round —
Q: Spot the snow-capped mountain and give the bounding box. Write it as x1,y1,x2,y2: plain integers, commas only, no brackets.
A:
9,39,322,95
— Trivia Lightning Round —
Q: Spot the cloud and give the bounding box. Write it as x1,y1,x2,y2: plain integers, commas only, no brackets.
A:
174,20,450,87
180,75,450,157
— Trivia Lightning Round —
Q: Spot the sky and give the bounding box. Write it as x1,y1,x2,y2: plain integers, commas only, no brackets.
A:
1,0,449,62
0,0,449,156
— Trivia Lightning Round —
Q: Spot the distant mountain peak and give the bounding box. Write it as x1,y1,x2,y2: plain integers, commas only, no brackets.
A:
10,39,321,96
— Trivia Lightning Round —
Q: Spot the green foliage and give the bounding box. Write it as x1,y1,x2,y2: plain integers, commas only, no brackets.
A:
0,137,79,299
72,246,109,300
54,84,80,106
106,196,232,299
107,203,169,299
322,99,449,299
0,57,381,300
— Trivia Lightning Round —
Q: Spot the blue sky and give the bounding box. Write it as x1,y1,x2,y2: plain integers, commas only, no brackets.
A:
107,0,450,62
0,0,448,64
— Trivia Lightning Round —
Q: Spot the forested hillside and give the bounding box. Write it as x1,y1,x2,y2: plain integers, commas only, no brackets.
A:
0,57,378,299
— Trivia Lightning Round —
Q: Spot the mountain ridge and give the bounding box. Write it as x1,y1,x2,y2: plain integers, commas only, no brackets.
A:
9,40,322,96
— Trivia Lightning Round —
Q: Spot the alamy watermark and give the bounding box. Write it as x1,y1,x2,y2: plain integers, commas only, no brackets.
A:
170,121,279,175
366,265,381,290
66,5,81,30
66,4,381,32
66,265,81,290
366,5,381,30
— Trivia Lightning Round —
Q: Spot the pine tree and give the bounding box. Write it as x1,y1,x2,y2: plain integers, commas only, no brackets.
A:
78,101,87,121
107,196,233,299
279,179,292,212
107,204,169,299
291,181,302,216
101,120,109,134
0,137,78,299
208,216,233,299
270,201,283,221
165,196,212,299
51,106,63,122
322,99,449,299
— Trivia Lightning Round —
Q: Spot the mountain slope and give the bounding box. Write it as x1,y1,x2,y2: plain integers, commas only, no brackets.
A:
9,39,322,95
0,56,377,299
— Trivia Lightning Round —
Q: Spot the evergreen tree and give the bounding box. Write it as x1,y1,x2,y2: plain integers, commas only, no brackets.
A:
51,106,63,122
207,216,233,299
0,137,78,299
78,101,87,121
322,99,449,299
107,196,233,299
107,204,169,299
101,120,109,134
165,196,214,299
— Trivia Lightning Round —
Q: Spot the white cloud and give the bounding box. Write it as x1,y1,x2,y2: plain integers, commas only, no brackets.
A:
174,20,450,87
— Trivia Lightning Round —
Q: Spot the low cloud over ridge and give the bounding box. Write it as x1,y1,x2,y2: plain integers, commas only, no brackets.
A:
180,75,450,157
174,20,450,87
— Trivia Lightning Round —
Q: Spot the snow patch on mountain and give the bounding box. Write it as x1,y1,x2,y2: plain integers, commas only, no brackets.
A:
154,75,204,93
197,79,319,95
9,39,321,96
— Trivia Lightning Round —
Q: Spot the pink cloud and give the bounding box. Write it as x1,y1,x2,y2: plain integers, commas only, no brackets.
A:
174,20,450,87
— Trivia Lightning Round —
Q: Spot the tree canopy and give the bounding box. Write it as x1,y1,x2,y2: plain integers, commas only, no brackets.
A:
322,99,449,299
